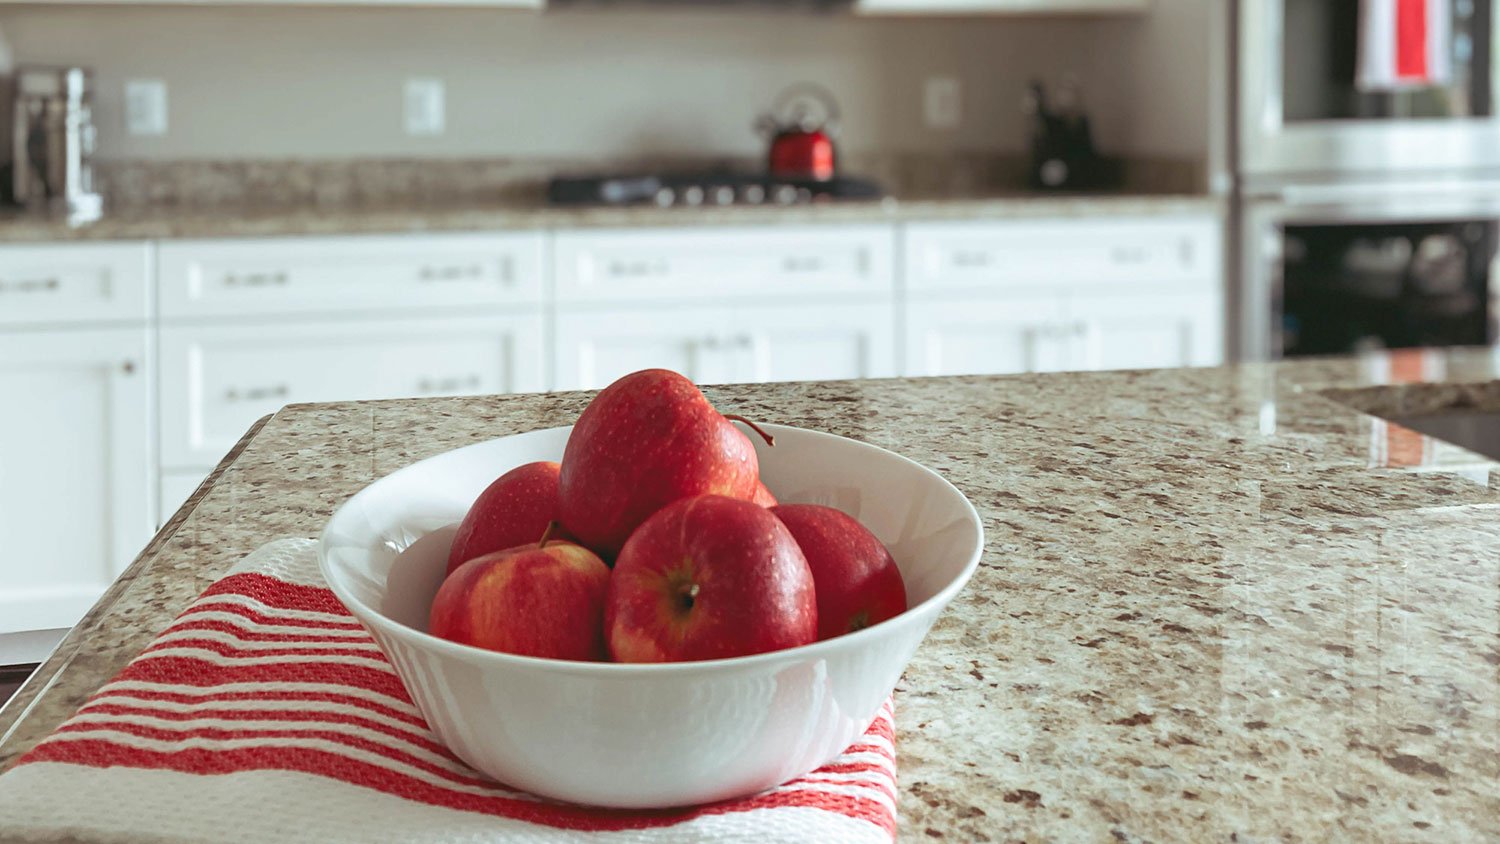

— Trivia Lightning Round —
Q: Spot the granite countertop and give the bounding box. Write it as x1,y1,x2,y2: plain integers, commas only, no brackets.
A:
0,192,1221,242
3,349,1498,839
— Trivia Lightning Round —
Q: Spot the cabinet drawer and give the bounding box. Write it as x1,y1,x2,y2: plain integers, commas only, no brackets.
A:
555,301,896,390
158,233,545,319
160,313,545,467
554,225,894,303
904,216,1219,292
0,242,150,327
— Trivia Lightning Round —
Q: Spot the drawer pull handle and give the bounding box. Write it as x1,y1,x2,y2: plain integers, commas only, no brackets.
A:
417,374,483,394
1110,247,1149,264
225,384,290,402
418,265,484,282
782,257,826,273
224,271,289,287
0,276,61,293
606,259,668,278
952,251,991,268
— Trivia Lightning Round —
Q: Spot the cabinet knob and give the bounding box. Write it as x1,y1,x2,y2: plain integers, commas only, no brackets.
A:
121,360,137,375
0,276,62,293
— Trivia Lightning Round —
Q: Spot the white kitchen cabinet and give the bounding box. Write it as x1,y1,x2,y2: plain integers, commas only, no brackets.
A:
158,232,545,320
906,290,1222,376
0,242,151,328
903,216,1217,294
734,303,898,384
900,214,1225,375
159,313,545,468
0,328,152,635
1069,291,1222,371
905,296,1073,376
555,302,897,391
554,225,894,305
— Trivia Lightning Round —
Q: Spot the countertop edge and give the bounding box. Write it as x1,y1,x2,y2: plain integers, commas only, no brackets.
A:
0,414,273,769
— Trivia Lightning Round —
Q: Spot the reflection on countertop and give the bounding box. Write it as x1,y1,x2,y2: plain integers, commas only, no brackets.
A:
2,347,1495,840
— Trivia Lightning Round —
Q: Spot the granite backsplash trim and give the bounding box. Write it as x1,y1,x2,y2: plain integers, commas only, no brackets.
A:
92,153,1207,210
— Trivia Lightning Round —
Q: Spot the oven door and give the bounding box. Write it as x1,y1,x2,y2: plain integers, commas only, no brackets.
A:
1239,0,1500,184
1240,181,1500,360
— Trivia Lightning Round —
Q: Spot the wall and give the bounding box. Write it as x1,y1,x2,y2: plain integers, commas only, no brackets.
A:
0,3,1216,163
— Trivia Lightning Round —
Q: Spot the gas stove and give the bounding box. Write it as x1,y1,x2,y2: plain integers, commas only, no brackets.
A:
547,172,884,208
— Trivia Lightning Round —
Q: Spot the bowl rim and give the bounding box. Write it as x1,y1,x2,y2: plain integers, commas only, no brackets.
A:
317,422,984,677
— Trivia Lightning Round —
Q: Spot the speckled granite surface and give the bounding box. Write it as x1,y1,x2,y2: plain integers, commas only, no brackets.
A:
2,349,1498,840
0,193,1220,243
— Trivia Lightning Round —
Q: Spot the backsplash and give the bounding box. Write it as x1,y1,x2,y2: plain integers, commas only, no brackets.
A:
0,2,1214,164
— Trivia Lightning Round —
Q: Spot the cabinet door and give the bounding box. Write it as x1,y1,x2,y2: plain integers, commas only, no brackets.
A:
732,302,898,383
904,297,1071,376
554,307,732,391
160,313,545,468
1068,291,1224,371
0,329,152,634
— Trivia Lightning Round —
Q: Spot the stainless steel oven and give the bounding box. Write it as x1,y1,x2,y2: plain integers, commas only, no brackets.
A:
1238,0,1500,185
1240,181,1500,359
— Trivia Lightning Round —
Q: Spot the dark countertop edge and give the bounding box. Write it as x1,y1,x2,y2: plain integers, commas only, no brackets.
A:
0,414,273,751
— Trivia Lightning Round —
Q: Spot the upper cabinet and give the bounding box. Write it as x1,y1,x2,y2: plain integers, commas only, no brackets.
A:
854,0,1148,16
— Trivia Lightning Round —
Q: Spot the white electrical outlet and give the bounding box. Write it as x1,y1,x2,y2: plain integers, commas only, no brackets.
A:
124,79,168,137
924,76,961,130
404,78,445,136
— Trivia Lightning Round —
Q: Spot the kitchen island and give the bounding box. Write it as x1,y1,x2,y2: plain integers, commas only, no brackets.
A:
2,352,1497,840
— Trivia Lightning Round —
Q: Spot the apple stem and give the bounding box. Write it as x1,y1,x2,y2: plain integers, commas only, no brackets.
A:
537,521,560,549
724,414,775,447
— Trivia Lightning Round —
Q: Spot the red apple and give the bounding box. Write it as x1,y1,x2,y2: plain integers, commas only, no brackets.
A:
751,480,778,508
770,504,907,640
606,495,816,662
429,534,610,661
447,461,568,575
558,369,772,558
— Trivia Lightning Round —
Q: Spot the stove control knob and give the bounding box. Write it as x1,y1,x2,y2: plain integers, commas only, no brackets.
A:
711,185,736,206
682,185,706,206
654,187,676,207
741,184,767,205
772,184,799,205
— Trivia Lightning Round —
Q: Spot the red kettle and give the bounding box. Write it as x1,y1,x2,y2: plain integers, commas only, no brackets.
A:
756,84,840,182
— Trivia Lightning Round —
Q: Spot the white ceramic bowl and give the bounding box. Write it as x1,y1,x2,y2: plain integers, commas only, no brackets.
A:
318,423,983,809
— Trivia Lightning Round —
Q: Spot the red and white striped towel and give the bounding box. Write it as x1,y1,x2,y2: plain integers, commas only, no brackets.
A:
0,539,897,843
1357,0,1453,91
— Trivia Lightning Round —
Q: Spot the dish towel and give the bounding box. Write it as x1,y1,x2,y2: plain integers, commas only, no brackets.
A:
0,539,897,844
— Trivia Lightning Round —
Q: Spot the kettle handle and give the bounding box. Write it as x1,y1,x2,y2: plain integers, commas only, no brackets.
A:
769,82,841,134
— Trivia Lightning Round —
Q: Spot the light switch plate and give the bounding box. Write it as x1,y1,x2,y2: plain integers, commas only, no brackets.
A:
404,78,446,136
124,79,168,136
924,76,961,130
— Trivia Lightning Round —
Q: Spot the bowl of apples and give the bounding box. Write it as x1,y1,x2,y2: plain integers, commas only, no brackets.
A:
318,370,984,809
